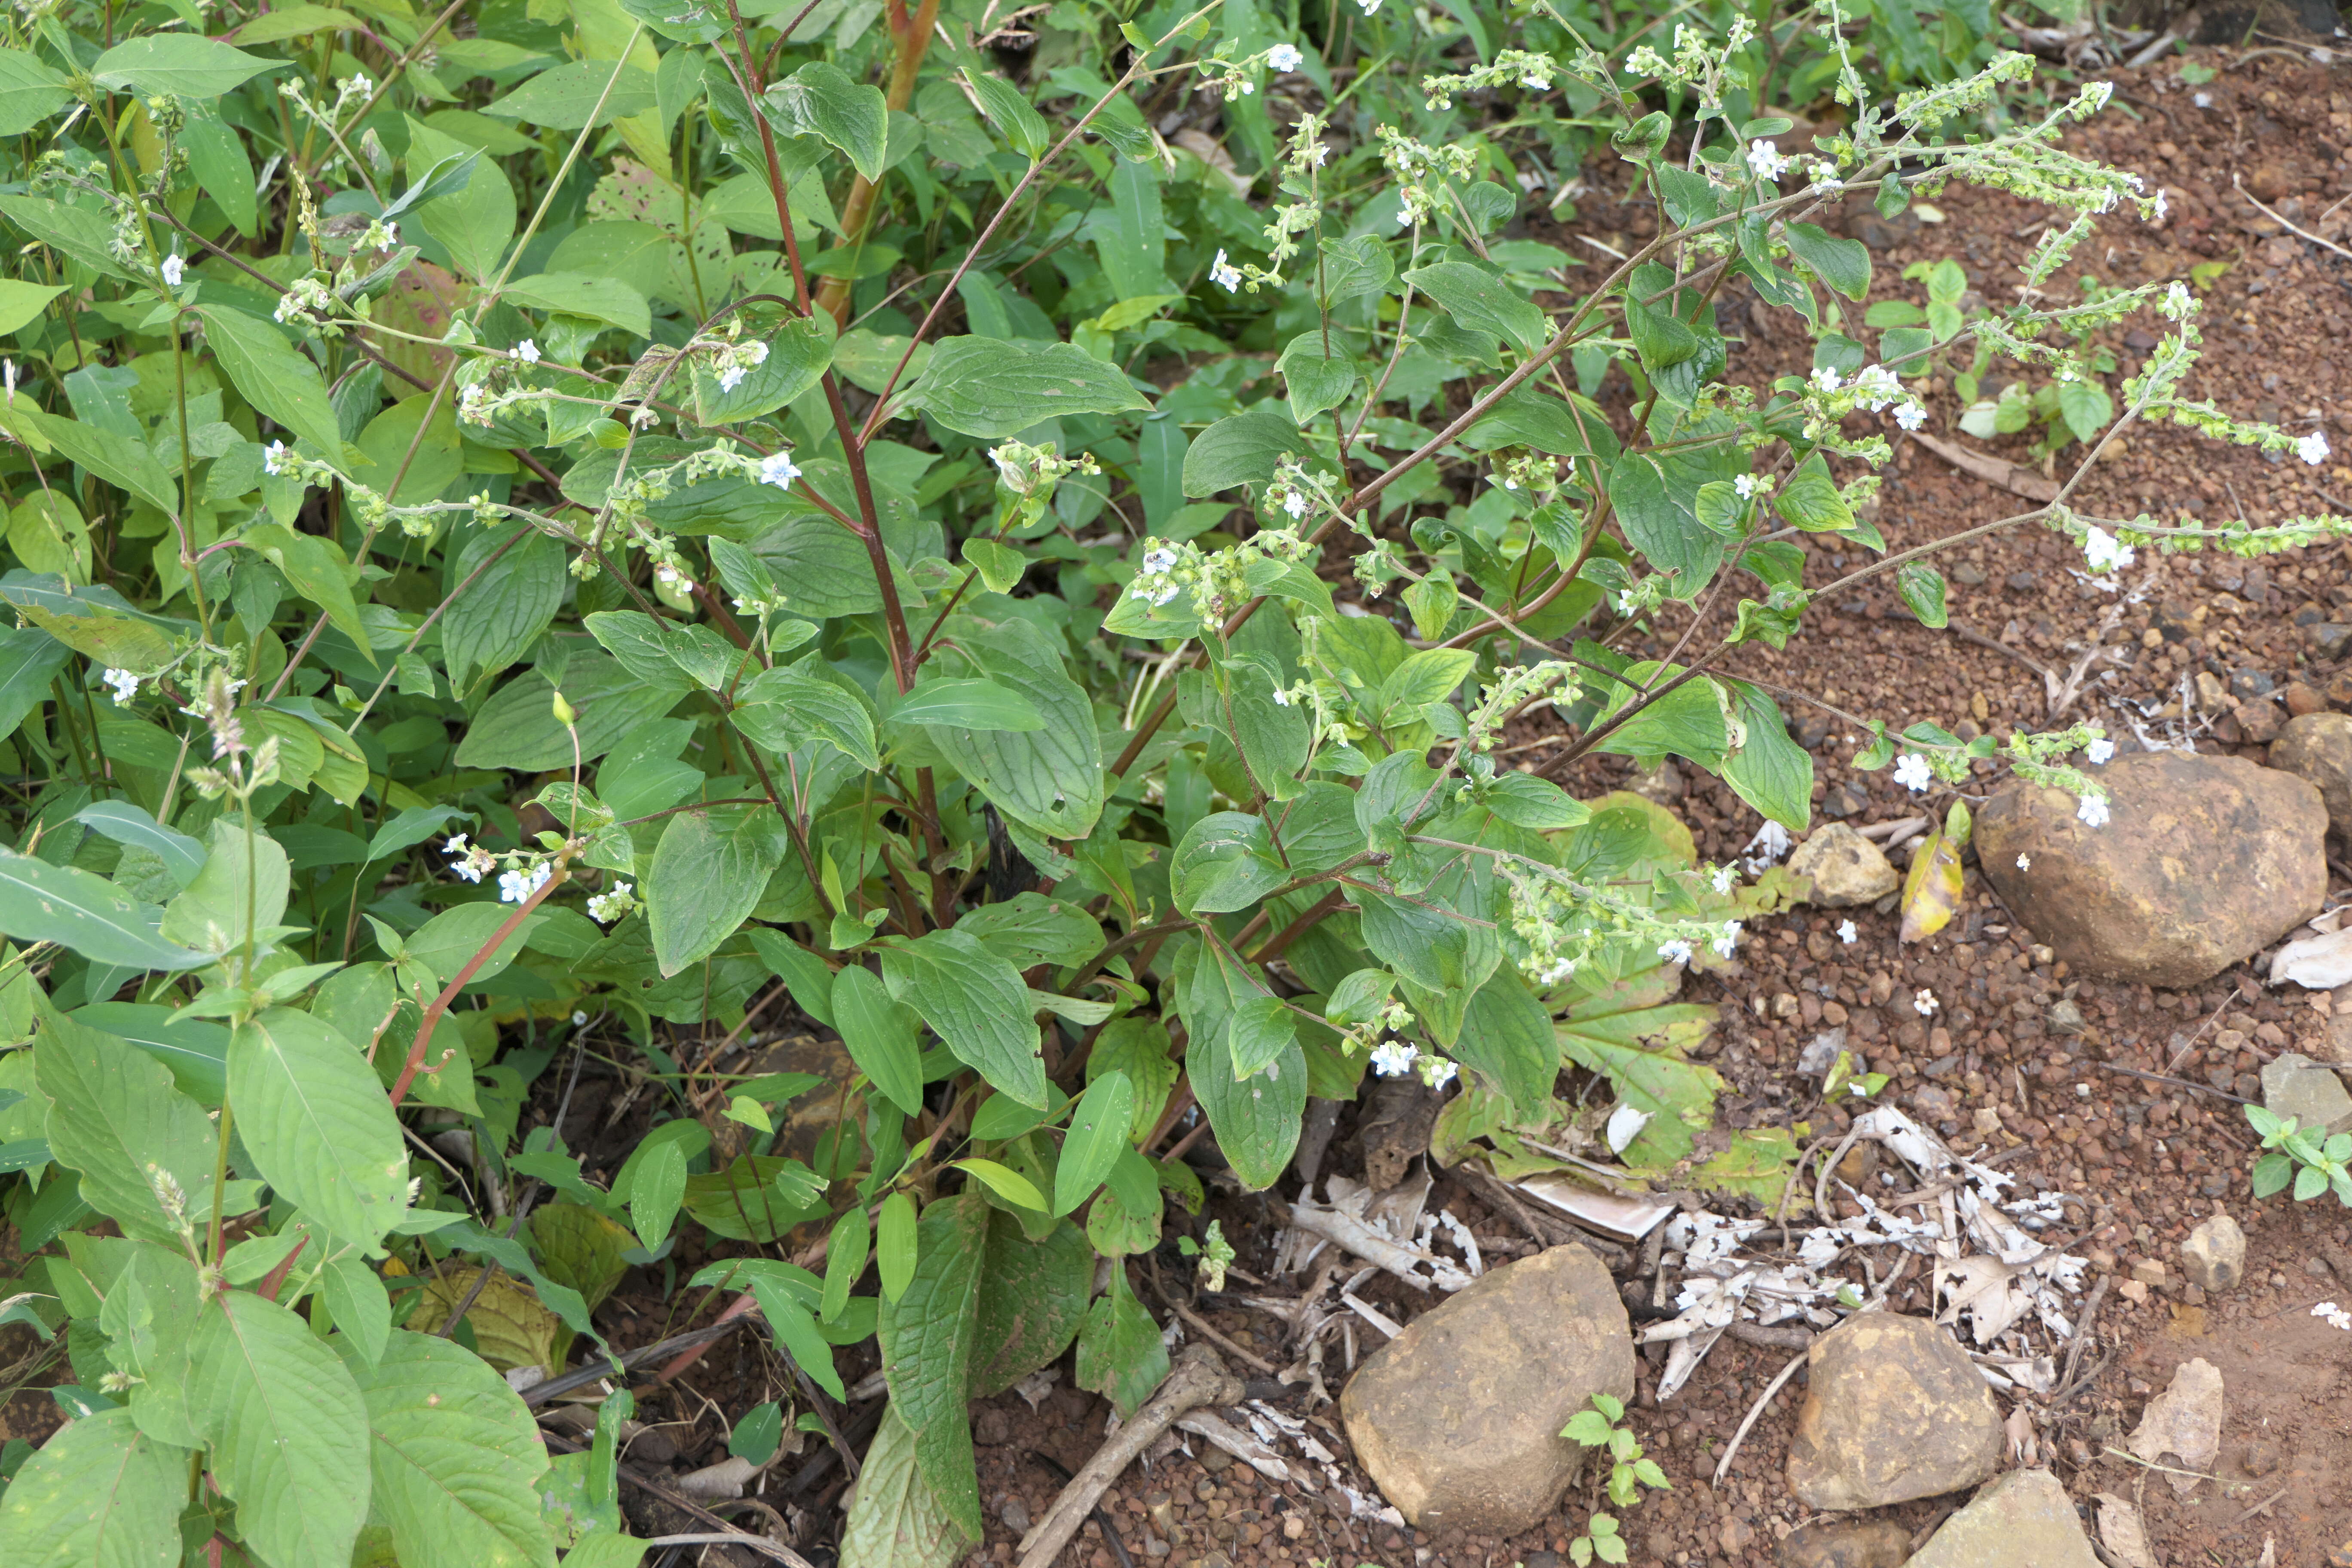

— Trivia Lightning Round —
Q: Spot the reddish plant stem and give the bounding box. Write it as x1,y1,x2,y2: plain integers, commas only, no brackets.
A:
389,867,569,1108
255,1235,308,1303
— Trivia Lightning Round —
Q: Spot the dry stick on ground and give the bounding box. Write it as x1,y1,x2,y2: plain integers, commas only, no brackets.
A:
539,1431,813,1567
1015,1347,1243,1568
1712,1346,1811,1487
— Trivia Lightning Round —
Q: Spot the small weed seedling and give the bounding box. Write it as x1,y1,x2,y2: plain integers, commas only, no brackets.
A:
1560,1394,1669,1563
2247,1106,2352,1207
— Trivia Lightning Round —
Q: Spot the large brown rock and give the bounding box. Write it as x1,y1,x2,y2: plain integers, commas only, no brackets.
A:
1976,750,2325,987
1784,1312,2000,1510
2270,711,2352,835
1339,1244,1632,1534
1902,1470,2101,1568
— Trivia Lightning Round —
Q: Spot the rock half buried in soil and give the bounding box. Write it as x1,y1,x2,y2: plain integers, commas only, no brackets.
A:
1338,1243,1632,1534
1976,750,2325,987
1775,1517,1911,1568
1902,1469,2101,1568
1784,1312,2001,1510
1787,823,1900,908
2268,711,2352,836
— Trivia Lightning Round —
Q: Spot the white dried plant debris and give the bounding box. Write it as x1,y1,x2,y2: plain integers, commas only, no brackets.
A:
1639,1106,2089,1399
1014,1368,1060,1410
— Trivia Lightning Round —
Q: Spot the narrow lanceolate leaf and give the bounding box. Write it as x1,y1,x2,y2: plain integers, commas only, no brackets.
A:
187,1291,373,1568
230,1008,410,1255
1054,1071,1135,1216
0,1406,187,1568
338,1331,556,1568
878,929,1045,1110
0,848,214,971
36,998,217,1245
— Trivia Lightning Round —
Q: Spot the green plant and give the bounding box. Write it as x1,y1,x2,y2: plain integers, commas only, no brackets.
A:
0,0,2339,1562
1562,1391,1668,1510
2247,1106,2352,1207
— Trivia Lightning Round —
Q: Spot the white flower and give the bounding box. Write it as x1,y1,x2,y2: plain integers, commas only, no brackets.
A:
654,562,694,592
263,440,289,475
1812,365,1843,393
571,1010,589,1026
2150,189,2168,222
1837,919,1858,945
1710,864,1735,894
585,881,636,923
1914,989,1939,1016
2076,791,2110,827
1281,488,1310,520
1141,545,1179,576
2082,525,2135,575
513,339,541,365
1417,1055,1458,1090
3,359,15,405
1893,752,1934,792
1711,920,1742,958
1895,401,1927,431
1355,0,1379,14
102,668,139,705
499,862,553,904
717,365,747,393
1743,820,1792,870
1267,42,1302,71
2161,281,2193,319
1210,249,1242,292
743,341,769,365
1309,142,1329,168
1849,364,1903,410
2017,853,2031,870
1520,70,1551,90
2193,90,2212,108
1734,473,1760,499
1370,1039,1419,1077
1746,139,1790,180
160,253,184,287
1271,686,1291,707
2298,431,2330,466
760,451,802,489
1809,163,1842,190
2087,737,2115,765
1657,938,1694,966
444,834,496,884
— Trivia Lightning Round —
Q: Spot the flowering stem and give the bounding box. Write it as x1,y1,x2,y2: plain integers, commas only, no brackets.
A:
388,862,569,1109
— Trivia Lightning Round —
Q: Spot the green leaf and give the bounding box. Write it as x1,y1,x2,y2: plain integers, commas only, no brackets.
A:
1170,812,1284,918
732,666,880,771
322,1256,392,1367
837,1403,977,1568
1175,937,1305,1188
1403,262,1548,355
1276,333,1358,425
832,964,925,1117
196,306,345,462
969,1209,1092,1396
629,1139,686,1250
907,337,1150,438
481,60,658,128
73,802,205,889
2057,379,2113,444
14,603,175,674
36,1000,215,1245
1895,562,1948,628
232,1008,410,1255
752,1275,848,1401
454,655,684,771
402,902,539,987
1455,969,1558,1118
922,620,1102,841
406,116,516,285
159,819,290,956
501,273,651,338
0,54,71,138
1378,647,1476,731
894,678,1044,732
12,407,176,511
340,1331,553,1568
769,63,888,182
1784,222,1872,301
0,1406,186,1568
960,69,1052,160
949,1157,1047,1211
1074,1265,1167,1419
1053,1071,1135,1216
694,311,836,423
955,893,1104,971
444,527,564,695
0,280,64,336
241,524,374,670
1720,683,1813,834
877,1191,918,1302
822,1208,870,1323
1772,453,1854,533
1181,405,1298,497
645,806,789,977
188,1291,373,1568
876,1193,987,1539
880,930,1042,1107
93,36,281,96
0,847,212,971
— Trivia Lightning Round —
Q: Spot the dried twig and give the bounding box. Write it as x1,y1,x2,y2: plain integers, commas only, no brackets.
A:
1909,430,2061,502
1712,1345,1810,1485
2233,174,2352,260
540,1431,813,1567
1016,1348,1243,1568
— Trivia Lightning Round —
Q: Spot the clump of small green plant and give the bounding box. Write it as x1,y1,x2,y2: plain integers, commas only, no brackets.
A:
2247,1106,2352,1207
1560,1393,1668,1563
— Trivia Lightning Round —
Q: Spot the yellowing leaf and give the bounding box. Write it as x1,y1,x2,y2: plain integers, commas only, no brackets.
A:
1898,808,1966,944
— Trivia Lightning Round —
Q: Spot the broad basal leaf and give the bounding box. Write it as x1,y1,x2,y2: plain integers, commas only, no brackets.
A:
875,1194,987,1541
187,1291,373,1568
339,1331,555,1568
906,337,1150,438
230,1008,410,1255
0,1406,186,1568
